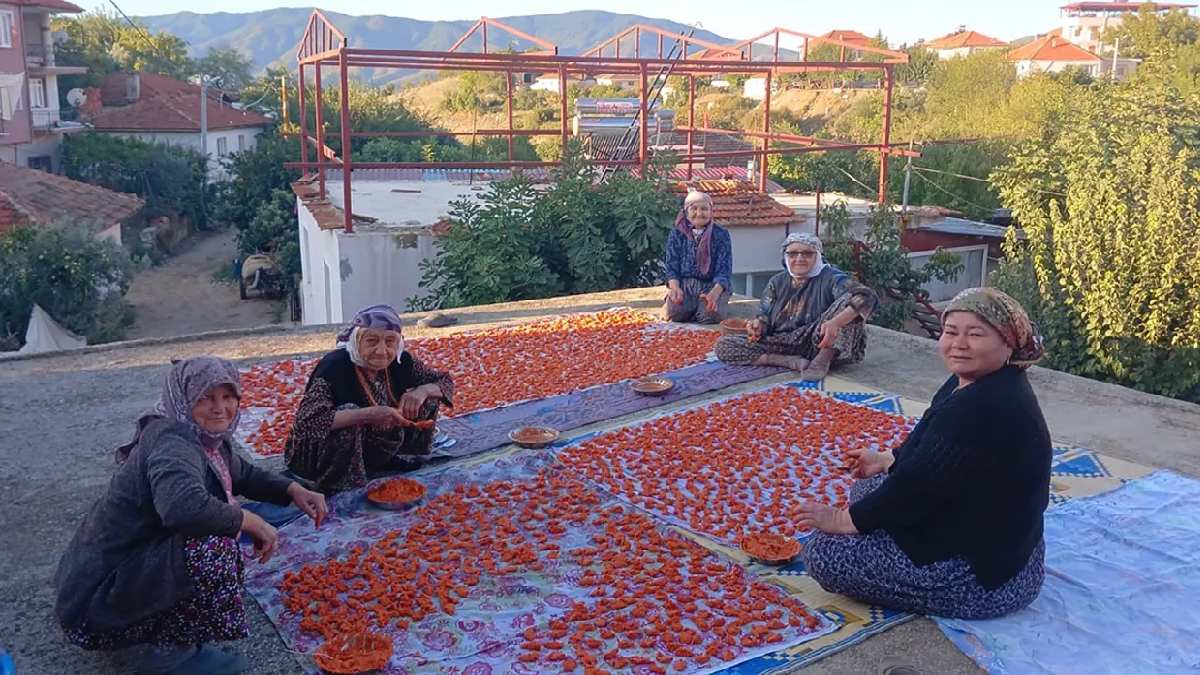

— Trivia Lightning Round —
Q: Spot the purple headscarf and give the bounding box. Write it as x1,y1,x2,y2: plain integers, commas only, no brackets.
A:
336,304,404,343
676,191,715,276
116,356,243,463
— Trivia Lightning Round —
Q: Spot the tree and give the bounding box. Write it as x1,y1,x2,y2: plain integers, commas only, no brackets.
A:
194,48,254,94
213,133,300,227
0,224,135,349
991,79,1200,401
1102,6,1200,59
52,10,194,86
235,189,301,296
896,46,937,86
915,51,1017,140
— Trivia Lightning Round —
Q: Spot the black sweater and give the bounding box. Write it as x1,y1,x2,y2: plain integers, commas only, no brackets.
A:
848,366,1052,590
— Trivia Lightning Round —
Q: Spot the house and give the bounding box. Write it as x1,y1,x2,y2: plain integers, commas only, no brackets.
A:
88,72,274,179
924,27,1008,59
0,160,143,244
1059,1,1196,54
0,0,88,172
1008,35,1103,77
821,29,873,60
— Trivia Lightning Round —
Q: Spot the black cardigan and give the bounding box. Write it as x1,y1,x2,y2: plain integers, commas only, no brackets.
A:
848,366,1052,590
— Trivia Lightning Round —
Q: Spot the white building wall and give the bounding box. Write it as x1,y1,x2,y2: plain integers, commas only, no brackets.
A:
102,126,264,179
298,201,343,326
1015,59,1100,78
742,77,768,101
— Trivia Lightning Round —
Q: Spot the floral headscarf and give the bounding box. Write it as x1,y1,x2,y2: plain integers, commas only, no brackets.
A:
116,356,242,462
781,232,827,279
943,287,1045,368
675,191,716,276
337,304,405,368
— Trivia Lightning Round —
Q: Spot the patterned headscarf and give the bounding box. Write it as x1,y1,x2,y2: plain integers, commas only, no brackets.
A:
781,232,827,279
337,304,405,369
675,191,716,276
943,287,1045,368
116,356,243,462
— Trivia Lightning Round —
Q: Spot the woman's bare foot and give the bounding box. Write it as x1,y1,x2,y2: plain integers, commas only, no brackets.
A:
755,353,810,371
800,348,836,381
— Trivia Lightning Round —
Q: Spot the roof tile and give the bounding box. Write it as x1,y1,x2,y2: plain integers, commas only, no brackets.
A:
0,164,143,232
670,180,798,227
1008,35,1100,62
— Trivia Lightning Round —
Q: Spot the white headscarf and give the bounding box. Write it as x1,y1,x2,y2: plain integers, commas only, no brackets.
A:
781,232,827,279
341,326,406,369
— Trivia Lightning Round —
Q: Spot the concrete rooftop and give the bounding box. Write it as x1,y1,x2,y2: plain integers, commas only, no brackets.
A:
3,286,1198,674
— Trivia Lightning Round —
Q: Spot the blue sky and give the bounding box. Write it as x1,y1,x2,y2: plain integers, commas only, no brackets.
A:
94,0,1071,45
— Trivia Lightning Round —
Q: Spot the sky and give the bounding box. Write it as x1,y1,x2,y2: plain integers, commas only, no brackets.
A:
91,0,1074,45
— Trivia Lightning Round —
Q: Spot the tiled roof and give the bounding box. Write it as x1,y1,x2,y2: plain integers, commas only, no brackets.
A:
91,90,274,132
822,30,873,47
13,0,83,13
669,179,798,227
689,47,744,60
1060,1,1194,10
926,29,1007,49
1008,35,1100,62
100,72,210,106
0,163,143,235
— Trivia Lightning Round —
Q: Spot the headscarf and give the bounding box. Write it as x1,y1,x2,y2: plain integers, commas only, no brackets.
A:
337,304,405,369
116,356,242,463
675,190,716,276
781,232,827,279
943,287,1045,368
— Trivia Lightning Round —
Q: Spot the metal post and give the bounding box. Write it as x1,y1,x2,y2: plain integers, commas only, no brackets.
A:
814,185,822,237
635,27,640,58
199,79,208,172
687,74,696,180
774,31,780,61
559,66,568,158
877,65,893,204
339,46,353,233
760,70,771,192
639,62,648,175
280,74,289,127
506,71,514,161
803,38,809,61
298,63,309,169
314,62,325,199
658,33,664,58
901,140,914,217
481,21,488,54
1112,37,1120,78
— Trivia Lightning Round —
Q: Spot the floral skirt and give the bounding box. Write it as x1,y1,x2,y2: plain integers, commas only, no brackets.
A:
801,474,1045,620
64,535,249,649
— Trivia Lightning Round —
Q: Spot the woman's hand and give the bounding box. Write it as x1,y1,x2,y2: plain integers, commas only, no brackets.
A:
817,320,843,349
360,405,407,428
847,448,894,479
667,284,684,305
399,385,438,420
746,318,766,342
795,501,859,534
239,509,279,563
287,482,328,528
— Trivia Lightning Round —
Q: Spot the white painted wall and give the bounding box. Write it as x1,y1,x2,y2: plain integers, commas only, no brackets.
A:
96,221,122,246
742,77,768,101
1015,58,1100,78
298,197,439,326
102,126,265,179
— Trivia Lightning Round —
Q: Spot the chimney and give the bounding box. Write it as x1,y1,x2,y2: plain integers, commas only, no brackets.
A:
126,73,141,103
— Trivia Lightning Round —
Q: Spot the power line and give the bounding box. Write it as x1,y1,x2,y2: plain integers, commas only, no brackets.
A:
834,166,877,196
911,170,995,213
912,164,1067,198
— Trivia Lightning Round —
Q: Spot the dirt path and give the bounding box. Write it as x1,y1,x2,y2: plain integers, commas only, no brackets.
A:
125,230,287,340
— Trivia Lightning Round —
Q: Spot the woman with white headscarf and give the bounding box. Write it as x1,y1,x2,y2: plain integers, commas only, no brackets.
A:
715,232,877,380
663,190,734,324
284,304,454,493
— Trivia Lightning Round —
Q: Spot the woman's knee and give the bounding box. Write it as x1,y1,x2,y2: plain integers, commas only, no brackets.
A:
714,336,755,364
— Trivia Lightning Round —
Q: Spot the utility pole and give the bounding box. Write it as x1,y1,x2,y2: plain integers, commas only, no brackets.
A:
901,140,914,220
200,78,209,167
1112,37,1121,80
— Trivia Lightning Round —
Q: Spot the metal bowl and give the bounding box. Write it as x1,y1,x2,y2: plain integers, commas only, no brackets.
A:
631,377,675,396
366,478,426,511
740,535,803,566
720,318,748,336
509,426,560,449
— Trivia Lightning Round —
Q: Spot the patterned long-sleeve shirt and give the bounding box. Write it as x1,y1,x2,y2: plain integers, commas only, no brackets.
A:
663,224,733,291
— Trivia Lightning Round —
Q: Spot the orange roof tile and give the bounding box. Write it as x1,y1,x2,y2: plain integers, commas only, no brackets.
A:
670,180,798,227
13,0,83,13
822,30,873,47
0,163,142,235
91,90,273,132
926,29,1007,49
1007,35,1100,62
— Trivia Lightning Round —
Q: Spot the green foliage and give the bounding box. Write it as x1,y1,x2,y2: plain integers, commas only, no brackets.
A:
991,80,1200,401
0,224,136,348
63,134,208,226
886,143,1006,219
701,96,758,129
916,51,1017,140
896,46,938,86
413,142,678,310
235,189,301,296
194,47,255,93
820,202,962,330
441,71,508,113
213,133,301,227
1102,6,1200,59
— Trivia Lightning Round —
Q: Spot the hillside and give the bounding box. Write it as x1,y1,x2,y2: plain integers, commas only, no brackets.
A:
138,10,738,85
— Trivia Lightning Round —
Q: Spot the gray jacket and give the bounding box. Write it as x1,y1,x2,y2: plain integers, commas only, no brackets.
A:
54,418,294,633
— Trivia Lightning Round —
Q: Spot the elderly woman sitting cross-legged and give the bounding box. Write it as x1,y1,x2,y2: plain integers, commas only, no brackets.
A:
796,288,1052,619
55,357,328,675
284,304,455,494
715,232,877,381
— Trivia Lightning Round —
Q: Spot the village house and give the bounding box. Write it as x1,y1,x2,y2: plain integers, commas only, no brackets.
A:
1007,34,1106,78
1058,0,1196,54
923,27,1009,59
0,0,88,172
87,72,274,180
0,160,143,244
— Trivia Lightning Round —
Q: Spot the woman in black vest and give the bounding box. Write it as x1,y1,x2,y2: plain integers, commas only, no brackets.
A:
797,287,1051,619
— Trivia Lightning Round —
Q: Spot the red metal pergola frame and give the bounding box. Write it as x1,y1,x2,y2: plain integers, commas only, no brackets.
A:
290,11,912,233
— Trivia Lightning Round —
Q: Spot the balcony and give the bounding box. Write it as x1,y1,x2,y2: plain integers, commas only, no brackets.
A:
25,43,51,67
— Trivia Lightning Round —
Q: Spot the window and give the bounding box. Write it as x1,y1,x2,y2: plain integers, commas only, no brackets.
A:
237,134,245,151
0,11,14,49
216,136,228,156
29,78,45,109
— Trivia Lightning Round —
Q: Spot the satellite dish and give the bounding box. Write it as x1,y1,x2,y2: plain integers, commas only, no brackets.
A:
66,88,86,107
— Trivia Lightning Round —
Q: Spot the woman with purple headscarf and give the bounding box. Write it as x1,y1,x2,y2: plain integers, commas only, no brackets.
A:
715,232,878,380
54,356,327,675
663,190,734,324
284,304,455,493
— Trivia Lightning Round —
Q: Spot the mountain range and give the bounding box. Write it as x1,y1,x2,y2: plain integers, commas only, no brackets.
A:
138,10,741,84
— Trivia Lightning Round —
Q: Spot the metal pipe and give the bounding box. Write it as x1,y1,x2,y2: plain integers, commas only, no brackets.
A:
687,74,695,180
298,63,308,168
339,46,353,233
314,62,325,198
559,65,569,158
639,62,648,174
877,65,894,204
506,71,514,160
760,70,771,192
280,74,289,127
285,160,568,169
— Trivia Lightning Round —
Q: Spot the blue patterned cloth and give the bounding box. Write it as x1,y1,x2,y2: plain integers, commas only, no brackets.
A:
664,224,733,291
